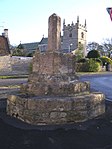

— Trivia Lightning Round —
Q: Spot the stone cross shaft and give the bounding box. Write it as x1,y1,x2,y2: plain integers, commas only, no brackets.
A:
48,13,61,52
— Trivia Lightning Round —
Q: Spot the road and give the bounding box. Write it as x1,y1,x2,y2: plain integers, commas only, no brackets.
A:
79,74,112,101
0,75,112,100
0,78,28,86
0,76,112,149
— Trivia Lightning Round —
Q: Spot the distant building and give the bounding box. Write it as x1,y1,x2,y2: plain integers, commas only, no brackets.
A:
38,37,48,53
62,16,87,56
0,29,10,56
22,42,39,54
38,36,64,52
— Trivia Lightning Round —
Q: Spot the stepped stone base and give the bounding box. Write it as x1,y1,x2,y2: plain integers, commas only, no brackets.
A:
7,92,105,125
21,77,90,96
6,13,105,126
6,50,105,125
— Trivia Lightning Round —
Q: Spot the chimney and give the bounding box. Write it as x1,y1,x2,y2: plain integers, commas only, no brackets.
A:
3,29,8,38
2,29,10,48
4,29,8,38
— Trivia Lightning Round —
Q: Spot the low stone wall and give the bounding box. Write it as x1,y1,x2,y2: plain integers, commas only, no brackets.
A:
0,56,32,75
0,55,12,72
11,56,32,72
7,93,105,125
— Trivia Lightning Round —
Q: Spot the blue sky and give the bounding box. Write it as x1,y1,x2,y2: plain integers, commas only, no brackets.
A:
0,0,112,45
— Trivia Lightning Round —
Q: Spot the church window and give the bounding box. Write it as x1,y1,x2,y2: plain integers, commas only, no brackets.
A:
81,32,84,38
79,42,81,45
69,33,72,37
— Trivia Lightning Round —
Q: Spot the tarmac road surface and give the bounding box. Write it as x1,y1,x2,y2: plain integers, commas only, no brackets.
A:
80,74,112,101
0,75,112,100
0,78,28,87
0,75,112,149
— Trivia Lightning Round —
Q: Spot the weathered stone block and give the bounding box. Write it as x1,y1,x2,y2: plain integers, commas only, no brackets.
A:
66,111,88,122
7,92,105,125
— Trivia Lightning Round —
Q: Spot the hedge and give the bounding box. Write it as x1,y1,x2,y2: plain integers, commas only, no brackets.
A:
75,59,101,72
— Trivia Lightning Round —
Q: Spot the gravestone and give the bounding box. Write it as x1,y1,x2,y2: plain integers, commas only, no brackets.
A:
7,14,105,125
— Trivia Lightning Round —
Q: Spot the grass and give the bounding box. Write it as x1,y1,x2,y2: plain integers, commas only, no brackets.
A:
0,75,28,79
0,85,21,89
0,71,111,79
76,71,112,77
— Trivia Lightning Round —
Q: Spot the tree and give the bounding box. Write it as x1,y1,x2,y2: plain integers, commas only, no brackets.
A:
84,59,101,72
12,43,27,56
27,52,35,57
87,42,99,51
17,43,24,49
100,56,112,65
87,42,105,56
87,50,100,58
97,45,105,56
74,43,84,61
102,38,112,58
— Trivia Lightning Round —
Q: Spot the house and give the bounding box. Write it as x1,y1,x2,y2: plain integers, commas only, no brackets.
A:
0,29,10,56
22,42,39,54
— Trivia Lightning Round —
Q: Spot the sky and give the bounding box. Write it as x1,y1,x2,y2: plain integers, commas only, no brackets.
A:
0,0,112,46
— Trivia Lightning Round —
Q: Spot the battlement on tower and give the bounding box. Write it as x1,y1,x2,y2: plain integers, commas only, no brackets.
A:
63,15,86,29
63,21,86,31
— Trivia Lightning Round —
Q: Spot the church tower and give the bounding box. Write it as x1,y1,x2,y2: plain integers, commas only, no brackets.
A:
62,16,87,56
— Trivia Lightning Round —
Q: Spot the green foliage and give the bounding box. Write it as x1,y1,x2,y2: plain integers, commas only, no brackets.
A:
75,43,84,61
93,58,102,65
12,43,27,56
0,75,28,79
17,43,24,49
84,59,101,72
75,63,85,72
76,59,101,72
12,48,26,56
100,56,112,65
77,58,89,63
27,52,34,57
87,50,100,58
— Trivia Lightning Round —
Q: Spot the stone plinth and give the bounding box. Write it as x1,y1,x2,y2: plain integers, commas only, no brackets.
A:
32,51,74,74
7,93,105,125
21,75,90,96
21,51,89,96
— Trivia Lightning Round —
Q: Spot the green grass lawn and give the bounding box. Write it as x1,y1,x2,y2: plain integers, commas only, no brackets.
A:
0,75,28,79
